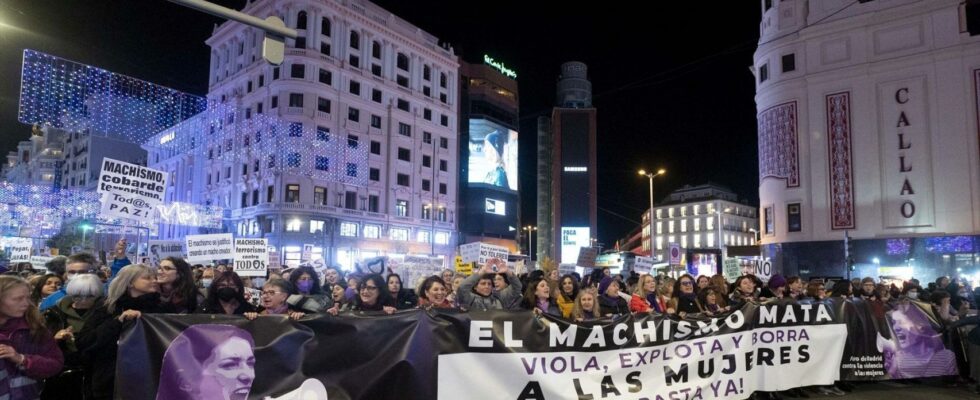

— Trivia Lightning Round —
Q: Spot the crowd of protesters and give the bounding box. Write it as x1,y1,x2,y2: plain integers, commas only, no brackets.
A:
0,239,978,399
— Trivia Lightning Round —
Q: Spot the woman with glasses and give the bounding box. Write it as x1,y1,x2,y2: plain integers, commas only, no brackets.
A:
42,274,103,400
195,271,257,315
671,274,701,317
244,279,305,321
156,257,201,314
334,274,395,314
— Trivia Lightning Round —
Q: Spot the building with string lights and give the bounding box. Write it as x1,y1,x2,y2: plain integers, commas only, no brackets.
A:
754,0,980,283
147,0,460,269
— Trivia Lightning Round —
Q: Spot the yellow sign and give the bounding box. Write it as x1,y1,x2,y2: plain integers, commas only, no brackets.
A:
454,256,473,276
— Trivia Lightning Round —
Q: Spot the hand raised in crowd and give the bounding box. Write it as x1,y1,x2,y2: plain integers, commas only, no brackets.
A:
496,262,510,275
244,312,259,321
117,309,141,322
54,326,74,341
288,311,305,320
114,238,127,259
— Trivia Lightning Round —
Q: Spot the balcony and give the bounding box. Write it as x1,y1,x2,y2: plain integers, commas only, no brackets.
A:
284,107,304,116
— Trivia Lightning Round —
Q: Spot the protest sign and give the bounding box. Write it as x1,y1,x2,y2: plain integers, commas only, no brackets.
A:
234,238,269,277
633,256,654,274
97,158,168,224
576,247,597,268
458,242,509,269
185,233,234,263
723,258,741,281
148,240,185,267
6,238,32,263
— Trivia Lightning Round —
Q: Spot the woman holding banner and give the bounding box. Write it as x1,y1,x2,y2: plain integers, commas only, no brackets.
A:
339,274,396,314
670,274,700,317
286,266,333,313
388,273,419,310
572,289,601,322
728,275,759,309
554,274,578,318
522,279,559,316
244,279,305,321
157,257,201,314
597,277,628,316
629,274,664,313
417,276,452,309
196,271,256,315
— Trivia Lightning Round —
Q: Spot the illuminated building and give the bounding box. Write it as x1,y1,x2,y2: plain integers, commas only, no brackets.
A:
3,125,67,189
457,58,520,252
754,0,980,281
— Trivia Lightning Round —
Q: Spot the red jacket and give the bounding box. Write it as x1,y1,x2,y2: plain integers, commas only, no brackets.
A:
0,317,64,399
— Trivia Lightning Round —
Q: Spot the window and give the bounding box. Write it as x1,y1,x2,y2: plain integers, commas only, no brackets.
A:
315,156,329,171
347,135,359,148
346,163,357,177
271,95,278,108
371,89,382,103
440,93,447,103
439,183,447,195
781,53,795,73
320,42,331,56
369,168,380,181
417,231,430,243
423,65,431,80
396,75,409,88
319,69,331,85
317,97,330,113
371,64,382,77
372,41,381,58
348,107,359,122
439,160,447,172
314,186,327,205
438,207,447,222
289,122,302,137
286,218,302,232
291,64,305,79
321,17,331,35
256,130,262,143
289,93,303,108
294,37,306,49
252,189,259,205
397,148,410,161
340,222,358,237
345,191,357,209
349,55,359,68
390,227,408,241
349,80,360,95
787,203,802,232
287,153,301,167
273,67,280,80
422,87,431,97
681,220,687,232
423,108,432,120
247,81,253,93
440,73,447,88
316,126,330,141
285,184,300,203
349,31,359,49
435,232,449,245
370,141,381,155
397,173,409,186
242,163,248,175
364,224,380,238
764,206,774,235
259,75,265,87
422,131,432,144
296,11,308,29
371,115,382,129
395,200,408,217
396,99,410,112
241,192,248,208
310,220,325,234
398,122,411,136
397,53,409,71
422,155,431,168
440,137,448,149
267,186,275,202
422,179,430,192
440,115,448,126
256,102,263,113
759,63,768,83
764,0,772,11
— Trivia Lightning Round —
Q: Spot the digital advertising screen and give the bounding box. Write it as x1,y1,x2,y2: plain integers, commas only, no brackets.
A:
468,119,518,191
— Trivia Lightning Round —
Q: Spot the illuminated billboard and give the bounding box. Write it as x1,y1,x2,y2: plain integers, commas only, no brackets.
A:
485,198,506,216
468,119,518,191
560,227,590,265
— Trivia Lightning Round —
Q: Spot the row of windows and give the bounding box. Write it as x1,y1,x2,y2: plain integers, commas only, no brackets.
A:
758,53,796,84
762,203,802,235
653,205,756,219
647,233,756,250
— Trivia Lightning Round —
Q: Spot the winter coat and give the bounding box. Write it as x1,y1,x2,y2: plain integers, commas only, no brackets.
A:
392,289,419,310
287,294,333,313
42,296,103,368
76,293,167,400
457,273,523,311
598,295,629,316
0,318,63,400
195,299,257,315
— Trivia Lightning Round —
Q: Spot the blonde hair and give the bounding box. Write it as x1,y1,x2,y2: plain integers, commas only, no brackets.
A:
106,264,153,313
0,275,47,341
571,288,600,320
633,274,656,298
657,278,675,297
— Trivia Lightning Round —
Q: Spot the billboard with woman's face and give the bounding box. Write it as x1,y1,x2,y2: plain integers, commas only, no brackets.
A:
468,119,518,191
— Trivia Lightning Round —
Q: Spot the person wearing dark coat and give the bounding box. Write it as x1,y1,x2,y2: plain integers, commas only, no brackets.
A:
76,264,166,400
597,277,629,316
195,271,257,315
670,274,701,317
41,274,104,400
387,273,418,310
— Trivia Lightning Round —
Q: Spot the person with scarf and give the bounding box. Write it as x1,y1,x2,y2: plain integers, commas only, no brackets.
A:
729,275,759,309
597,277,628,316
42,274,103,400
286,266,333,313
696,287,730,316
629,274,664,313
334,274,395,314
670,274,700,317
244,279,305,321
156,257,201,314
554,274,579,318
522,279,560,316
457,264,523,311
785,276,805,300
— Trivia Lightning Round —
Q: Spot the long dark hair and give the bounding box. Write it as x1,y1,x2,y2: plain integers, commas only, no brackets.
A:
204,271,247,307
31,273,62,305
388,273,404,295
521,278,551,310
162,257,199,312
558,274,579,302
353,274,393,310
288,266,323,295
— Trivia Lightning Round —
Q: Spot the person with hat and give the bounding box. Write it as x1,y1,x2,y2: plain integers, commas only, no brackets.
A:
761,274,787,300
597,276,628,317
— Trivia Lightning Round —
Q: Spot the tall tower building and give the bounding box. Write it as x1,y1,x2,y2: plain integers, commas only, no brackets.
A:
548,62,598,265
536,116,552,260
458,58,520,252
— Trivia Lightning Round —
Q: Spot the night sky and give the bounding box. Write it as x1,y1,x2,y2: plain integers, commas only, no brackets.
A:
0,0,761,248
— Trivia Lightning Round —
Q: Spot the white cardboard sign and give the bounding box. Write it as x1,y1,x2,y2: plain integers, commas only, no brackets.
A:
185,233,234,263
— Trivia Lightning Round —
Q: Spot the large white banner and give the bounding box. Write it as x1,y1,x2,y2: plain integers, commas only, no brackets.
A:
97,158,168,224
438,324,847,399
185,233,234,263
233,238,269,277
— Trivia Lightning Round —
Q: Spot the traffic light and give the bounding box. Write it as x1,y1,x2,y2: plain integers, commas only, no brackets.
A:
847,257,856,272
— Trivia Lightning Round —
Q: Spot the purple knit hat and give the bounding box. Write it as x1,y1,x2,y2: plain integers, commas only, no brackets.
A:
768,274,787,290
597,276,615,295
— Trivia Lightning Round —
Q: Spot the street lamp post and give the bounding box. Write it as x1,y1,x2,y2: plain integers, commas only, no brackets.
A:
716,207,732,261
638,169,666,260
523,225,537,263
